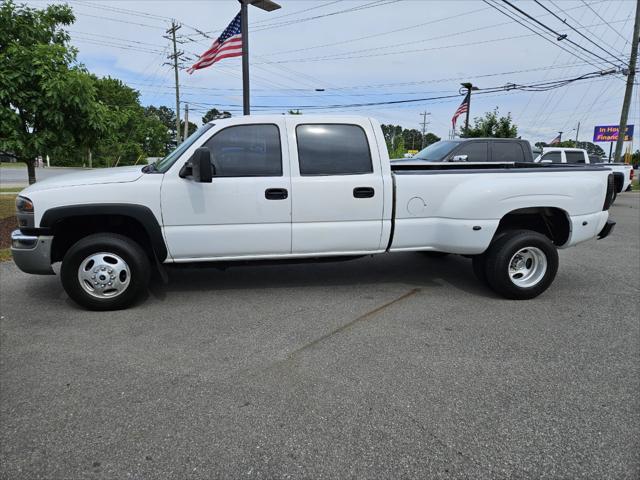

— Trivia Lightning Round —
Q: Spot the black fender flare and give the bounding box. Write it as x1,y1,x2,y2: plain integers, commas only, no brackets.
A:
40,204,167,262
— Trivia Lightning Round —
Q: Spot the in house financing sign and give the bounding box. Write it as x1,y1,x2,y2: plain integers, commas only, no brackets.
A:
593,125,634,142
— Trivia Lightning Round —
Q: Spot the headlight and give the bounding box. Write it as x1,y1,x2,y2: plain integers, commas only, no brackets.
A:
15,196,34,213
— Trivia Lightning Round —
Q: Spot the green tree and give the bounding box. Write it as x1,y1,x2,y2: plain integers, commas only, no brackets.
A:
381,124,402,152
402,129,422,150
422,132,441,148
179,119,197,138
0,0,109,183
461,108,518,138
201,107,231,123
89,77,170,167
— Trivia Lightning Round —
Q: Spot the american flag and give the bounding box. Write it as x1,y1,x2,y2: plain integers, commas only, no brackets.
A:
188,12,242,74
549,134,561,145
451,92,470,129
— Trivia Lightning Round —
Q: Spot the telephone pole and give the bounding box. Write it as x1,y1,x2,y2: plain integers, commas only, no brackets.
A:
419,111,431,149
575,121,580,147
613,0,639,163
166,21,183,144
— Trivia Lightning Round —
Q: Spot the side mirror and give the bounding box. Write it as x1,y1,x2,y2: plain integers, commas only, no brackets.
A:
179,147,213,183
451,154,468,162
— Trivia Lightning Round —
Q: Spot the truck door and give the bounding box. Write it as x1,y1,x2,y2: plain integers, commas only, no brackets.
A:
287,120,385,255
161,120,292,260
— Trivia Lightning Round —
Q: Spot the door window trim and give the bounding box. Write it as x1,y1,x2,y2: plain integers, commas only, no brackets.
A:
203,123,284,178
295,123,374,176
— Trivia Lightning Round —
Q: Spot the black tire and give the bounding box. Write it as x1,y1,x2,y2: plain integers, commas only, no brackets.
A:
483,229,558,300
61,233,150,310
611,189,618,204
471,255,488,285
421,251,450,258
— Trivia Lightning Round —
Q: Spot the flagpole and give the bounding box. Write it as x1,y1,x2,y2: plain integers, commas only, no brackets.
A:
240,0,281,116
241,0,250,115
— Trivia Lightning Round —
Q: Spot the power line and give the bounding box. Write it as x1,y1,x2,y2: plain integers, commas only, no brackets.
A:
499,0,620,69
254,17,630,65
532,0,628,66
548,0,624,55
580,0,631,44
483,0,612,71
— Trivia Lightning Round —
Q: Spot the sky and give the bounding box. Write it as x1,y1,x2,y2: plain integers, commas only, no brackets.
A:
25,0,639,151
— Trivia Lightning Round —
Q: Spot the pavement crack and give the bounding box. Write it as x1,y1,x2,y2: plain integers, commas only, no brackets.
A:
286,288,421,360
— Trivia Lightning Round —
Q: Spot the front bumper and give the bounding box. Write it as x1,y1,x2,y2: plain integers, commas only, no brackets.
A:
597,219,616,240
10,230,55,274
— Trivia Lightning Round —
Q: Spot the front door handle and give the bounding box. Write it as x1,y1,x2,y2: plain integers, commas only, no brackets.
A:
353,187,375,198
265,188,288,200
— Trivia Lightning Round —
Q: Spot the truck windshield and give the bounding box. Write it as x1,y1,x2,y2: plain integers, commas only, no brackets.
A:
152,123,214,173
413,141,458,161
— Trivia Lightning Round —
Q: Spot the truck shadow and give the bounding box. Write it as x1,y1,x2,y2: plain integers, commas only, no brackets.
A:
149,252,495,300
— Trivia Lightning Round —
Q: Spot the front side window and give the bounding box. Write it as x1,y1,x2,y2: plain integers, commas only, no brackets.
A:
203,124,282,177
296,124,373,175
155,123,214,172
453,142,489,162
541,152,562,163
565,151,585,164
492,142,524,162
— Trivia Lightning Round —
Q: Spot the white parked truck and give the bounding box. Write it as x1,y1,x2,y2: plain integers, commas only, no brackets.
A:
11,116,616,310
534,147,633,199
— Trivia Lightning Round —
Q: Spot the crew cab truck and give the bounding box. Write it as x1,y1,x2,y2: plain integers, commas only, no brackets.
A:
392,137,534,163
11,116,616,310
534,147,633,199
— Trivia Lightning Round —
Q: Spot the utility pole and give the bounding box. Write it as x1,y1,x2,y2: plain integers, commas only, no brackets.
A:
420,111,431,149
613,0,639,163
558,131,563,142
460,82,478,133
183,103,189,141
575,122,580,148
166,21,182,144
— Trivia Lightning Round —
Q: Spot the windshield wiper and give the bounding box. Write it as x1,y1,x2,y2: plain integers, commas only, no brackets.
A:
142,163,157,173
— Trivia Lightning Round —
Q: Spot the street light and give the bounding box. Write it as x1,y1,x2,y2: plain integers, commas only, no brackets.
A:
240,0,282,115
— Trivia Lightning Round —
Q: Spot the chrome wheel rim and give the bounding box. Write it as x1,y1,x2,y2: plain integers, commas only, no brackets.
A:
78,252,131,299
508,247,547,288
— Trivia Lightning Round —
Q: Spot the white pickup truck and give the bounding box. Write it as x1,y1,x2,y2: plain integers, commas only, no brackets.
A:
534,147,633,200
11,116,616,310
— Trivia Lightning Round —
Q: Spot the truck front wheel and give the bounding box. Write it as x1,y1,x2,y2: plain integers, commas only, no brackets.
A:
60,233,150,311
483,230,558,300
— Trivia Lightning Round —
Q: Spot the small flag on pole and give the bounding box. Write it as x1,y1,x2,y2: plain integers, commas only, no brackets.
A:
549,134,561,145
188,12,242,74
451,92,470,129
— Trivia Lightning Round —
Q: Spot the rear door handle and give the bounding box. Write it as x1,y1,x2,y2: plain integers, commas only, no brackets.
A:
265,188,288,200
353,187,375,198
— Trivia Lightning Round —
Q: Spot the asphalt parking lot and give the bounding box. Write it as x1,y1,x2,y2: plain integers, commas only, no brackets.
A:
1,194,638,479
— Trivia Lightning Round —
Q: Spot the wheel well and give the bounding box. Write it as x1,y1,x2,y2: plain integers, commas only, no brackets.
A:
612,172,624,193
495,207,570,246
50,215,155,263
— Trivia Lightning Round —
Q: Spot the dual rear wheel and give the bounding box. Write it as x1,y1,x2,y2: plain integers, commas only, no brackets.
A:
472,229,559,300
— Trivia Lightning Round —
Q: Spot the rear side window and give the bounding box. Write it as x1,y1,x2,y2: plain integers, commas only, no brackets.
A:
541,152,562,163
492,142,524,162
453,141,489,162
203,124,282,177
565,151,586,164
296,124,373,175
